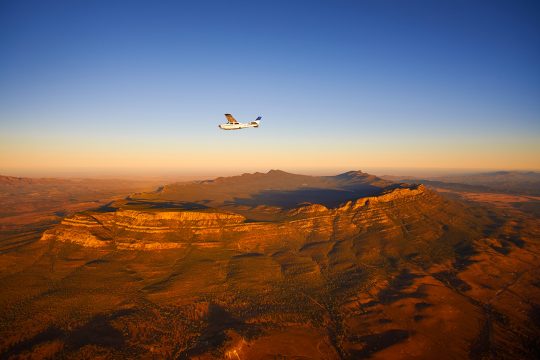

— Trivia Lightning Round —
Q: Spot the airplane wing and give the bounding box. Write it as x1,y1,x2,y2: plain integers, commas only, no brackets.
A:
224,114,239,124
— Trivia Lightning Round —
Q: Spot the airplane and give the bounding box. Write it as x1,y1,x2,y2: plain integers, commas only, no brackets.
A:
219,114,261,130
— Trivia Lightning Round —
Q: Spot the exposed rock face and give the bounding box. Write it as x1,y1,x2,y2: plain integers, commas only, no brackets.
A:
42,185,453,253
42,209,246,249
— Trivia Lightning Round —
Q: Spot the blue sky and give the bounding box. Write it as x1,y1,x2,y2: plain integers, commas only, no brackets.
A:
1,0,539,177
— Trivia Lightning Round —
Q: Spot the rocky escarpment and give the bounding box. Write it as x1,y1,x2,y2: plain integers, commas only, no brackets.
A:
41,185,464,253
41,209,246,250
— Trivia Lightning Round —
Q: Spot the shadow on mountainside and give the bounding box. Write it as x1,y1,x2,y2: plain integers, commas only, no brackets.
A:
227,185,392,209
95,200,210,212
180,303,263,359
0,309,136,358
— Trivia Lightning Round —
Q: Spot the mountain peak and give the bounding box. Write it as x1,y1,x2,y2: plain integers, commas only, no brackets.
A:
266,169,289,175
336,170,368,177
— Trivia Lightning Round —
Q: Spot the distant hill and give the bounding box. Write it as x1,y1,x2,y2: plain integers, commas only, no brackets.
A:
0,175,162,224
0,175,160,190
134,169,399,208
383,170,540,196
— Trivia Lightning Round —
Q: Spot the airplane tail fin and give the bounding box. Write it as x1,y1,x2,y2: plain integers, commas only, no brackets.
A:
250,116,261,127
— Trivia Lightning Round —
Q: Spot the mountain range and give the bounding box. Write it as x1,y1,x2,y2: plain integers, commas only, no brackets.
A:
0,170,539,359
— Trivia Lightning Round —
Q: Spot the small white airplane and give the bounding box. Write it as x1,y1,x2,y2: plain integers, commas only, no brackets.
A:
219,114,261,130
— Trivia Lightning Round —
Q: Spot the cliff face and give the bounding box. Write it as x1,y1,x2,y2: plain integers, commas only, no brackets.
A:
41,209,247,250
41,185,455,254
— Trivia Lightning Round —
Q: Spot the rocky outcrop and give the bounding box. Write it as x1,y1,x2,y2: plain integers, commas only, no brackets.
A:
41,184,444,251
340,185,426,210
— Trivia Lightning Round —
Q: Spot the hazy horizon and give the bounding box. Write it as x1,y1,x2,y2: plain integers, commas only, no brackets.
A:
1,165,539,181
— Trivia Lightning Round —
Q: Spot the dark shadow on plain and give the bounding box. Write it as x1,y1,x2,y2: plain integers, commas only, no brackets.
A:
179,303,263,359
233,252,264,258
349,329,411,358
378,269,425,305
0,309,136,358
227,185,388,209
433,271,472,292
117,200,210,211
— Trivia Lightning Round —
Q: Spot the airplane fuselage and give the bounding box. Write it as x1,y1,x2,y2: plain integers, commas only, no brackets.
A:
219,120,260,130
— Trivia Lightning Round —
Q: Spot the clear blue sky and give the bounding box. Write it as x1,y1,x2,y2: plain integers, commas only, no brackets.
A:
1,0,539,177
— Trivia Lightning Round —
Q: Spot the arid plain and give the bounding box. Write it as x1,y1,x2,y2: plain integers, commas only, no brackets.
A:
0,170,539,359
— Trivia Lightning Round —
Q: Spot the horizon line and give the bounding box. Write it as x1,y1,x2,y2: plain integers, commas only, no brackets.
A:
1,166,539,181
